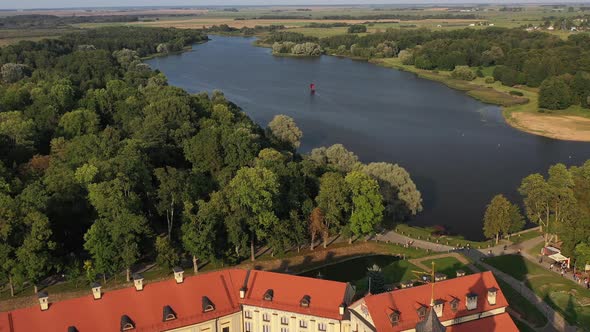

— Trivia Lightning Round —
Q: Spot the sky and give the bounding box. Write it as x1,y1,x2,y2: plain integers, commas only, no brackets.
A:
0,0,587,10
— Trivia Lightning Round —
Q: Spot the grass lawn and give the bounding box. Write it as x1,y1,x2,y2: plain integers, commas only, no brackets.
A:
354,259,423,295
484,254,590,329
497,279,547,327
509,229,542,245
420,256,471,278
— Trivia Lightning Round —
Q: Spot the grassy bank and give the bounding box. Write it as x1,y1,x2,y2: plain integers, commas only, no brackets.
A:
484,254,590,329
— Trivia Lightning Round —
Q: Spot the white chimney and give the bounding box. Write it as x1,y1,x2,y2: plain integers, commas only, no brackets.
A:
38,291,49,311
433,300,444,317
91,282,102,300
466,293,478,310
456,270,466,277
239,287,247,299
339,303,346,315
133,273,144,291
173,267,184,284
487,287,498,305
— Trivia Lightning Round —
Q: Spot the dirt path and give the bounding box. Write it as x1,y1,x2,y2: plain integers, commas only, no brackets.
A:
509,112,590,142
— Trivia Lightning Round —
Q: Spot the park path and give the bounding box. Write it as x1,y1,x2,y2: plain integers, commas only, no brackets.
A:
375,229,574,332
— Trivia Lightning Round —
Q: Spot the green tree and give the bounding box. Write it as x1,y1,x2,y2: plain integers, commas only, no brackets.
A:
154,167,190,240
361,162,422,219
367,264,386,294
155,236,179,270
345,171,384,243
539,76,573,110
181,197,220,273
268,114,303,149
575,243,590,266
226,167,279,261
483,194,512,244
58,109,100,138
316,172,350,247
309,207,327,250
16,211,56,293
519,173,553,245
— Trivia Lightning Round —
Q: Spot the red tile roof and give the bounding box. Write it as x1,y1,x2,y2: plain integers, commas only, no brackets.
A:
242,270,349,320
446,312,518,332
0,269,350,332
362,271,510,331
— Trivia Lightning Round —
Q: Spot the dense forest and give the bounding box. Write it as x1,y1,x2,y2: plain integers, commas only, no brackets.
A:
265,28,590,110
0,26,421,295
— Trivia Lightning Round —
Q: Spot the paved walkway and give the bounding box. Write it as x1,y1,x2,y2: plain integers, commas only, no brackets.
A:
375,230,575,332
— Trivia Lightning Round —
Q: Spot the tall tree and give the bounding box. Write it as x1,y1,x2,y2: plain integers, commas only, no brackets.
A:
483,194,512,244
345,171,384,243
154,167,190,240
181,196,221,273
316,172,350,248
226,167,279,261
519,173,553,245
309,207,327,250
268,114,303,150
16,211,56,293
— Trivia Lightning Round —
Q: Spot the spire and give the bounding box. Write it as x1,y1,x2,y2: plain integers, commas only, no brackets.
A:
430,261,435,307
416,307,446,332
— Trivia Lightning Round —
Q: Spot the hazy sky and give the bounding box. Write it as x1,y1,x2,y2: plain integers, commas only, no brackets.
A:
1,0,586,10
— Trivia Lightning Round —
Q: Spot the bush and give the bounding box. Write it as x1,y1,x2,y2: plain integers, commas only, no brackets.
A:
451,66,476,81
509,90,524,96
476,69,484,77
485,77,495,84
539,76,573,110
291,42,322,56
398,49,414,65
415,55,435,70
348,24,367,33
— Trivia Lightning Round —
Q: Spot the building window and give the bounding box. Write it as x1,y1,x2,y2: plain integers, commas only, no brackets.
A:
281,328,289,332
281,316,289,325
451,298,460,312
318,322,327,331
263,313,270,322
244,310,252,319
263,325,270,332
299,320,308,328
417,305,427,320
245,322,252,332
222,328,229,332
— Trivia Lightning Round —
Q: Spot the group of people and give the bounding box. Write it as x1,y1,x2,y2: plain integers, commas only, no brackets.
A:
549,261,590,289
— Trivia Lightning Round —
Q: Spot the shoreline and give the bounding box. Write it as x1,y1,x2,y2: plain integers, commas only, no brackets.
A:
253,36,590,142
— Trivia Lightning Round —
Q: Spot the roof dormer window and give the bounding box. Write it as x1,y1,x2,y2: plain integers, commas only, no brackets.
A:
202,296,215,313
450,297,460,312
120,315,135,331
417,305,427,320
163,305,177,322
300,295,311,307
264,289,274,301
389,310,400,326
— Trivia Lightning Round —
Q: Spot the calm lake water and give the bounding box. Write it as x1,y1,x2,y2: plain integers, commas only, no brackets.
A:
147,36,590,240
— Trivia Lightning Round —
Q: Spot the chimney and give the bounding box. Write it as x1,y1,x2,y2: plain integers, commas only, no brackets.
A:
466,292,478,310
487,287,498,305
456,270,466,277
38,291,49,311
433,299,444,317
91,282,102,300
339,303,346,315
239,287,247,299
173,267,184,284
133,273,144,291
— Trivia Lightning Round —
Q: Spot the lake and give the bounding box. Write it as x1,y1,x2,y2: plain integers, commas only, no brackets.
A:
147,36,590,240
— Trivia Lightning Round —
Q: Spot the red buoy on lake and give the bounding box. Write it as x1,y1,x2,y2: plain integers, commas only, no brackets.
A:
310,83,316,94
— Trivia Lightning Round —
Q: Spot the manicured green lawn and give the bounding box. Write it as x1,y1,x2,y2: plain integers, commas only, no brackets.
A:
354,259,422,295
484,254,590,329
421,256,470,278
